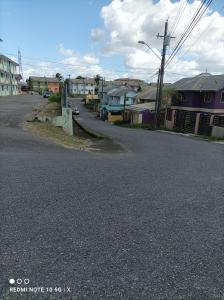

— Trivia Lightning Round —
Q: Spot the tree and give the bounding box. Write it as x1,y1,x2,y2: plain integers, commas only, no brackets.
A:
55,73,64,93
94,74,102,94
94,74,101,87
55,73,64,82
76,75,85,79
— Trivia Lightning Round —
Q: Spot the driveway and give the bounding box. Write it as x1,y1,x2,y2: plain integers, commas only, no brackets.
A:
1,95,224,299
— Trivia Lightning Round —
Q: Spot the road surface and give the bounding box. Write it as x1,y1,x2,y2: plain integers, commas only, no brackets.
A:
1,95,224,299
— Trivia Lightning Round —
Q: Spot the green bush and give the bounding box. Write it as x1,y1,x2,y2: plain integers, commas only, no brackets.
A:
48,93,61,102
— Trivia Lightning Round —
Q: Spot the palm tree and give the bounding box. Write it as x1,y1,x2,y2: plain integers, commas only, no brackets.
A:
55,73,64,93
94,74,102,94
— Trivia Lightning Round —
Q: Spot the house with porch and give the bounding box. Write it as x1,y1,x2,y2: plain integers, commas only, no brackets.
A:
100,86,138,122
165,73,224,137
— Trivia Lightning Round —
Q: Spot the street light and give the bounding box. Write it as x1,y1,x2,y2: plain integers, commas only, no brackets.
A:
138,41,161,61
138,40,161,128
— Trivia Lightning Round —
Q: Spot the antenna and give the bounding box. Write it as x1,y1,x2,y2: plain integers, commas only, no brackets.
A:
18,48,23,79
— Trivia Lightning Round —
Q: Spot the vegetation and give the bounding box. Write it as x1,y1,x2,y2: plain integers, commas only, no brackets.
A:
48,93,61,103
55,73,64,82
94,74,102,94
76,76,85,79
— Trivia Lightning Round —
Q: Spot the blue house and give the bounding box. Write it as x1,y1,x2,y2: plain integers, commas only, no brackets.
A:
100,86,138,122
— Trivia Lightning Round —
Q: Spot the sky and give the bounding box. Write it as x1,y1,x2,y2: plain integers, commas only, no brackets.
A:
0,0,224,83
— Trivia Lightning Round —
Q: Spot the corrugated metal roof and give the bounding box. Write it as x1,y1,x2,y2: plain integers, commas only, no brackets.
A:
101,105,124,112
174,73,224,91
107,86,133,97
126,102,156,112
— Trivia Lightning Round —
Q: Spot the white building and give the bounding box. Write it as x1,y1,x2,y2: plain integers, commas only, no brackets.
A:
0,54,19,96
70,78,96,95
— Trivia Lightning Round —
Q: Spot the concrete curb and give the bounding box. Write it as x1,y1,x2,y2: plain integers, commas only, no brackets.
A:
73,118,106,139
158,130,224,144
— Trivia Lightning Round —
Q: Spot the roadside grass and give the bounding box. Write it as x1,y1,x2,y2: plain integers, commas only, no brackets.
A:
25,121,88,150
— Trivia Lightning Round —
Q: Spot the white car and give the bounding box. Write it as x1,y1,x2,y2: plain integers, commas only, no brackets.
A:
72,108,79,115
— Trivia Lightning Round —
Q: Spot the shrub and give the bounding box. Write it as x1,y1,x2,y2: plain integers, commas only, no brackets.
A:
48,94,61,103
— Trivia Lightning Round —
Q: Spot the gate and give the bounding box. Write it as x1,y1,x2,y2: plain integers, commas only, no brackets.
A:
198,113,212,136
174,110,196,134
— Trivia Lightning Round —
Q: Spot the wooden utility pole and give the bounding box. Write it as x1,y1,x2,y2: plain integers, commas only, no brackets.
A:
156,20,170,128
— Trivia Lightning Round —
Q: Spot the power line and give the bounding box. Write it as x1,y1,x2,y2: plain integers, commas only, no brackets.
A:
176,4,224,59
165,0,214,68
170,0,188,36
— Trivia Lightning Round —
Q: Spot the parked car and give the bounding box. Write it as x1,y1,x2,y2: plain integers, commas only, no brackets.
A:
43,91,52,98
72,108,80,115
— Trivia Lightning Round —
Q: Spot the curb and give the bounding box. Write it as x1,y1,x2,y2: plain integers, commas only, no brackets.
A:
73,118,106,139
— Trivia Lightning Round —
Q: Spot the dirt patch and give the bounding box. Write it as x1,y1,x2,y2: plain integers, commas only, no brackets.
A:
24,121,88,150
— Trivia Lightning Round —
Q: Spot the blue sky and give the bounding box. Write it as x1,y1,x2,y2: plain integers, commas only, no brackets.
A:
0,0,109,59
1,0,224,82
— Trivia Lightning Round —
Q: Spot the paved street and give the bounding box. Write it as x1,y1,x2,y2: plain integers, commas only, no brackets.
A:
1,95,224,299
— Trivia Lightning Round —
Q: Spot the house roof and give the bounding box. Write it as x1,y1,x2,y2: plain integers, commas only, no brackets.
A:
137,86,158,100
0,54,19,66
70,78,95,84
174,73,224,92
102,85,117,93
107,86,134,97
101,105,124,112
137,83,172,100
126,102,156,112
29,76,59,83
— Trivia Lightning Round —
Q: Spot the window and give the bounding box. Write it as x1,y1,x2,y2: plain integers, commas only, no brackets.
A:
177,92,185,103
221,92,224,103
204,92,212,103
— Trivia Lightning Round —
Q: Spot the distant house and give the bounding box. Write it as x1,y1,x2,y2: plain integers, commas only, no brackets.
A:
113,78,147,91
165,73,224,137
125,102,156,125
136,86,158,104
100,86,138,122
27,76,59,94
70,78,96,95
0,54,19,96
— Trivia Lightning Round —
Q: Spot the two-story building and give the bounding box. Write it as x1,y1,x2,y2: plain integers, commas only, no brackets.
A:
70,78,96,95
27,76,60,94
0,54,19,96
165,73,224,137
100,86,138,122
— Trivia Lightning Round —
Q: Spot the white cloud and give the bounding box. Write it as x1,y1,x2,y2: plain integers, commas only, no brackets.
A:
91,28,106,42
91,0,224,82
57,44,78,57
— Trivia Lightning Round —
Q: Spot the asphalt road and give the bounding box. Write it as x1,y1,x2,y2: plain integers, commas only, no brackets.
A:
1,95,224,300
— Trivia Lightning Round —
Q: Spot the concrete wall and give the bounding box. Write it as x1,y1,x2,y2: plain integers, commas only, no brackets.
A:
51,107,74,135
108,112,123,123
211,126,224,138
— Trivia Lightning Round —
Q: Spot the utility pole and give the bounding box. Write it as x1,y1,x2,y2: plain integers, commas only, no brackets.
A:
156,19,174,128
154,68,161,128
18,48,23,79
68,74,71,97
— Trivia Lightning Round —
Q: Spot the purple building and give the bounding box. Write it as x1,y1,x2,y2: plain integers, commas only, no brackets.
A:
165,73,224,136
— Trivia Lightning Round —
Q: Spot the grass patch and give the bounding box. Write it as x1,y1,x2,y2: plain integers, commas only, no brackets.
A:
25,121,88,150
48,93,61,103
